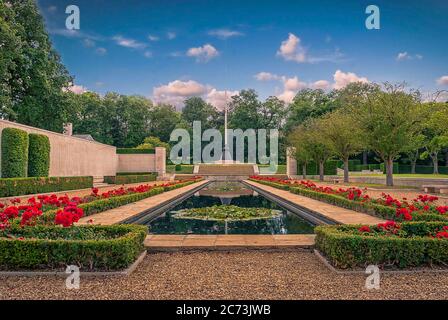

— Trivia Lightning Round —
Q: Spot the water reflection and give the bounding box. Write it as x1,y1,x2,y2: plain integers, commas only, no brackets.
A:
147,181,315,235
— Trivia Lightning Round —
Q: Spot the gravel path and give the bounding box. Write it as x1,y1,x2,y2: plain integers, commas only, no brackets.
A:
1,250,447,300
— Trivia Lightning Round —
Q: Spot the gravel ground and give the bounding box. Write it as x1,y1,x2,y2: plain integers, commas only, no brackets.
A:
1,250,447,300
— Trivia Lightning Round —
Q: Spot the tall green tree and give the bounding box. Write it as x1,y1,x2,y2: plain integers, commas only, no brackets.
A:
319,109,365,183
182,97,219,130
351,83,422,186
1,0,73,131
285,89,335,131
420,102,448,174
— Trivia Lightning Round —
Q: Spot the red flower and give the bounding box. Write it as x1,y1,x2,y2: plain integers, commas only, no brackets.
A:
436,231,448,239
358,226,371,233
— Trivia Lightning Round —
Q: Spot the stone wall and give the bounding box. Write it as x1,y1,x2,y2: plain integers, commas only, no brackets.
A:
0,120,117,177
117,147,166,176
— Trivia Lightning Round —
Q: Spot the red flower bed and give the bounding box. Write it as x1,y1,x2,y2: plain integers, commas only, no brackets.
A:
357,221,448,239
250,175,447,221
0,177,202,230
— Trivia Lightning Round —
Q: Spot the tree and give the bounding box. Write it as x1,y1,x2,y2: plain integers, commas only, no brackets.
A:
333,82,381,165
0,1,22,119
291,119,333,181
148,104,183,142
403,134,425,174
285,89,335,131
2,0,73,131
319,109,365,183
182,97,219,130
420,102,448,174
351,83,422,186
137,136,170,153
287,126,313,179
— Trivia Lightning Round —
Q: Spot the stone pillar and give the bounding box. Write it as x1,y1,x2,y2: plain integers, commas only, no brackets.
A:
63,123,73,136
286,147,297,177
155,147,166,177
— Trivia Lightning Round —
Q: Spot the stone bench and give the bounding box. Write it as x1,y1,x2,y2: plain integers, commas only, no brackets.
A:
422,185,448,194
332,178,343,184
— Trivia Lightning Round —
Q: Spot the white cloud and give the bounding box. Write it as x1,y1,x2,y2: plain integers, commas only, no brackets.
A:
143,51,153,58
208,29,244,39
333,70,368,90
254,69,368,103
152,80,237,109
206,89,239,110
113,36,146,49
65,85,88,94
254,72,280,81
167,32,176,40
396,52,423,61
396,52,409,61
436,75,448,86
186,44,219,62
95,47,107,56
277,33,307,63
83,38,96,47
47,5,57,13
312,80,331,90
148,34,159,41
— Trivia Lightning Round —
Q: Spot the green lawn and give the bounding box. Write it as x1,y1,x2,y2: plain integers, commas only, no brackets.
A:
341,173,448,179
166,164,194,174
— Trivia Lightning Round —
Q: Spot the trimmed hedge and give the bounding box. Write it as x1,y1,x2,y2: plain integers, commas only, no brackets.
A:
116,148,155,154
315,222,448,268
28,134,50,177
117,172,153,176
302,160,338,175
104,173,157,184
249,179,448,222
40,179,203,222
398,165,448,175
0,224,147,271
337,159,361,171
1,128,29,178
0,176,93,197
380,162,399,174
290,186,448,222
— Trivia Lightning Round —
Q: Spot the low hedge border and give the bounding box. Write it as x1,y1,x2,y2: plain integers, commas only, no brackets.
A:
104,173,157,184
116,148,155,154
0,224,147,271
0,176,93,197
315,222,448,269
248,178,448,222
40,179,203,222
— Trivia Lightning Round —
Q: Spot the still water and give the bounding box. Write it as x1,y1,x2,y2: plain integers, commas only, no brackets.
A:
146,182,315,235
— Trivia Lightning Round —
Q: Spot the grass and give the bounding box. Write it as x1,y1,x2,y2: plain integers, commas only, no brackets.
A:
339,173,448,179
166,164,194,174
257,164,286,174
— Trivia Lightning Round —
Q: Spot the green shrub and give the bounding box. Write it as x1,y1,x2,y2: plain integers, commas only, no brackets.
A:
116,148,155,154
380,162,399,174
1,128,29,178
175,164,182,171
303,160,338,175
104,173,157,184
337,159,361,171
0,224,147,271
117,172,153,176
40,179,202,222
28,134,50,177
398,165,448,175
315,222,448,269
289,187,448,222
248,179,291,190
0,176,93,197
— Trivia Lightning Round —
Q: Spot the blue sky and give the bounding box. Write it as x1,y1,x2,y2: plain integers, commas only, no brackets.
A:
37,0,448,108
